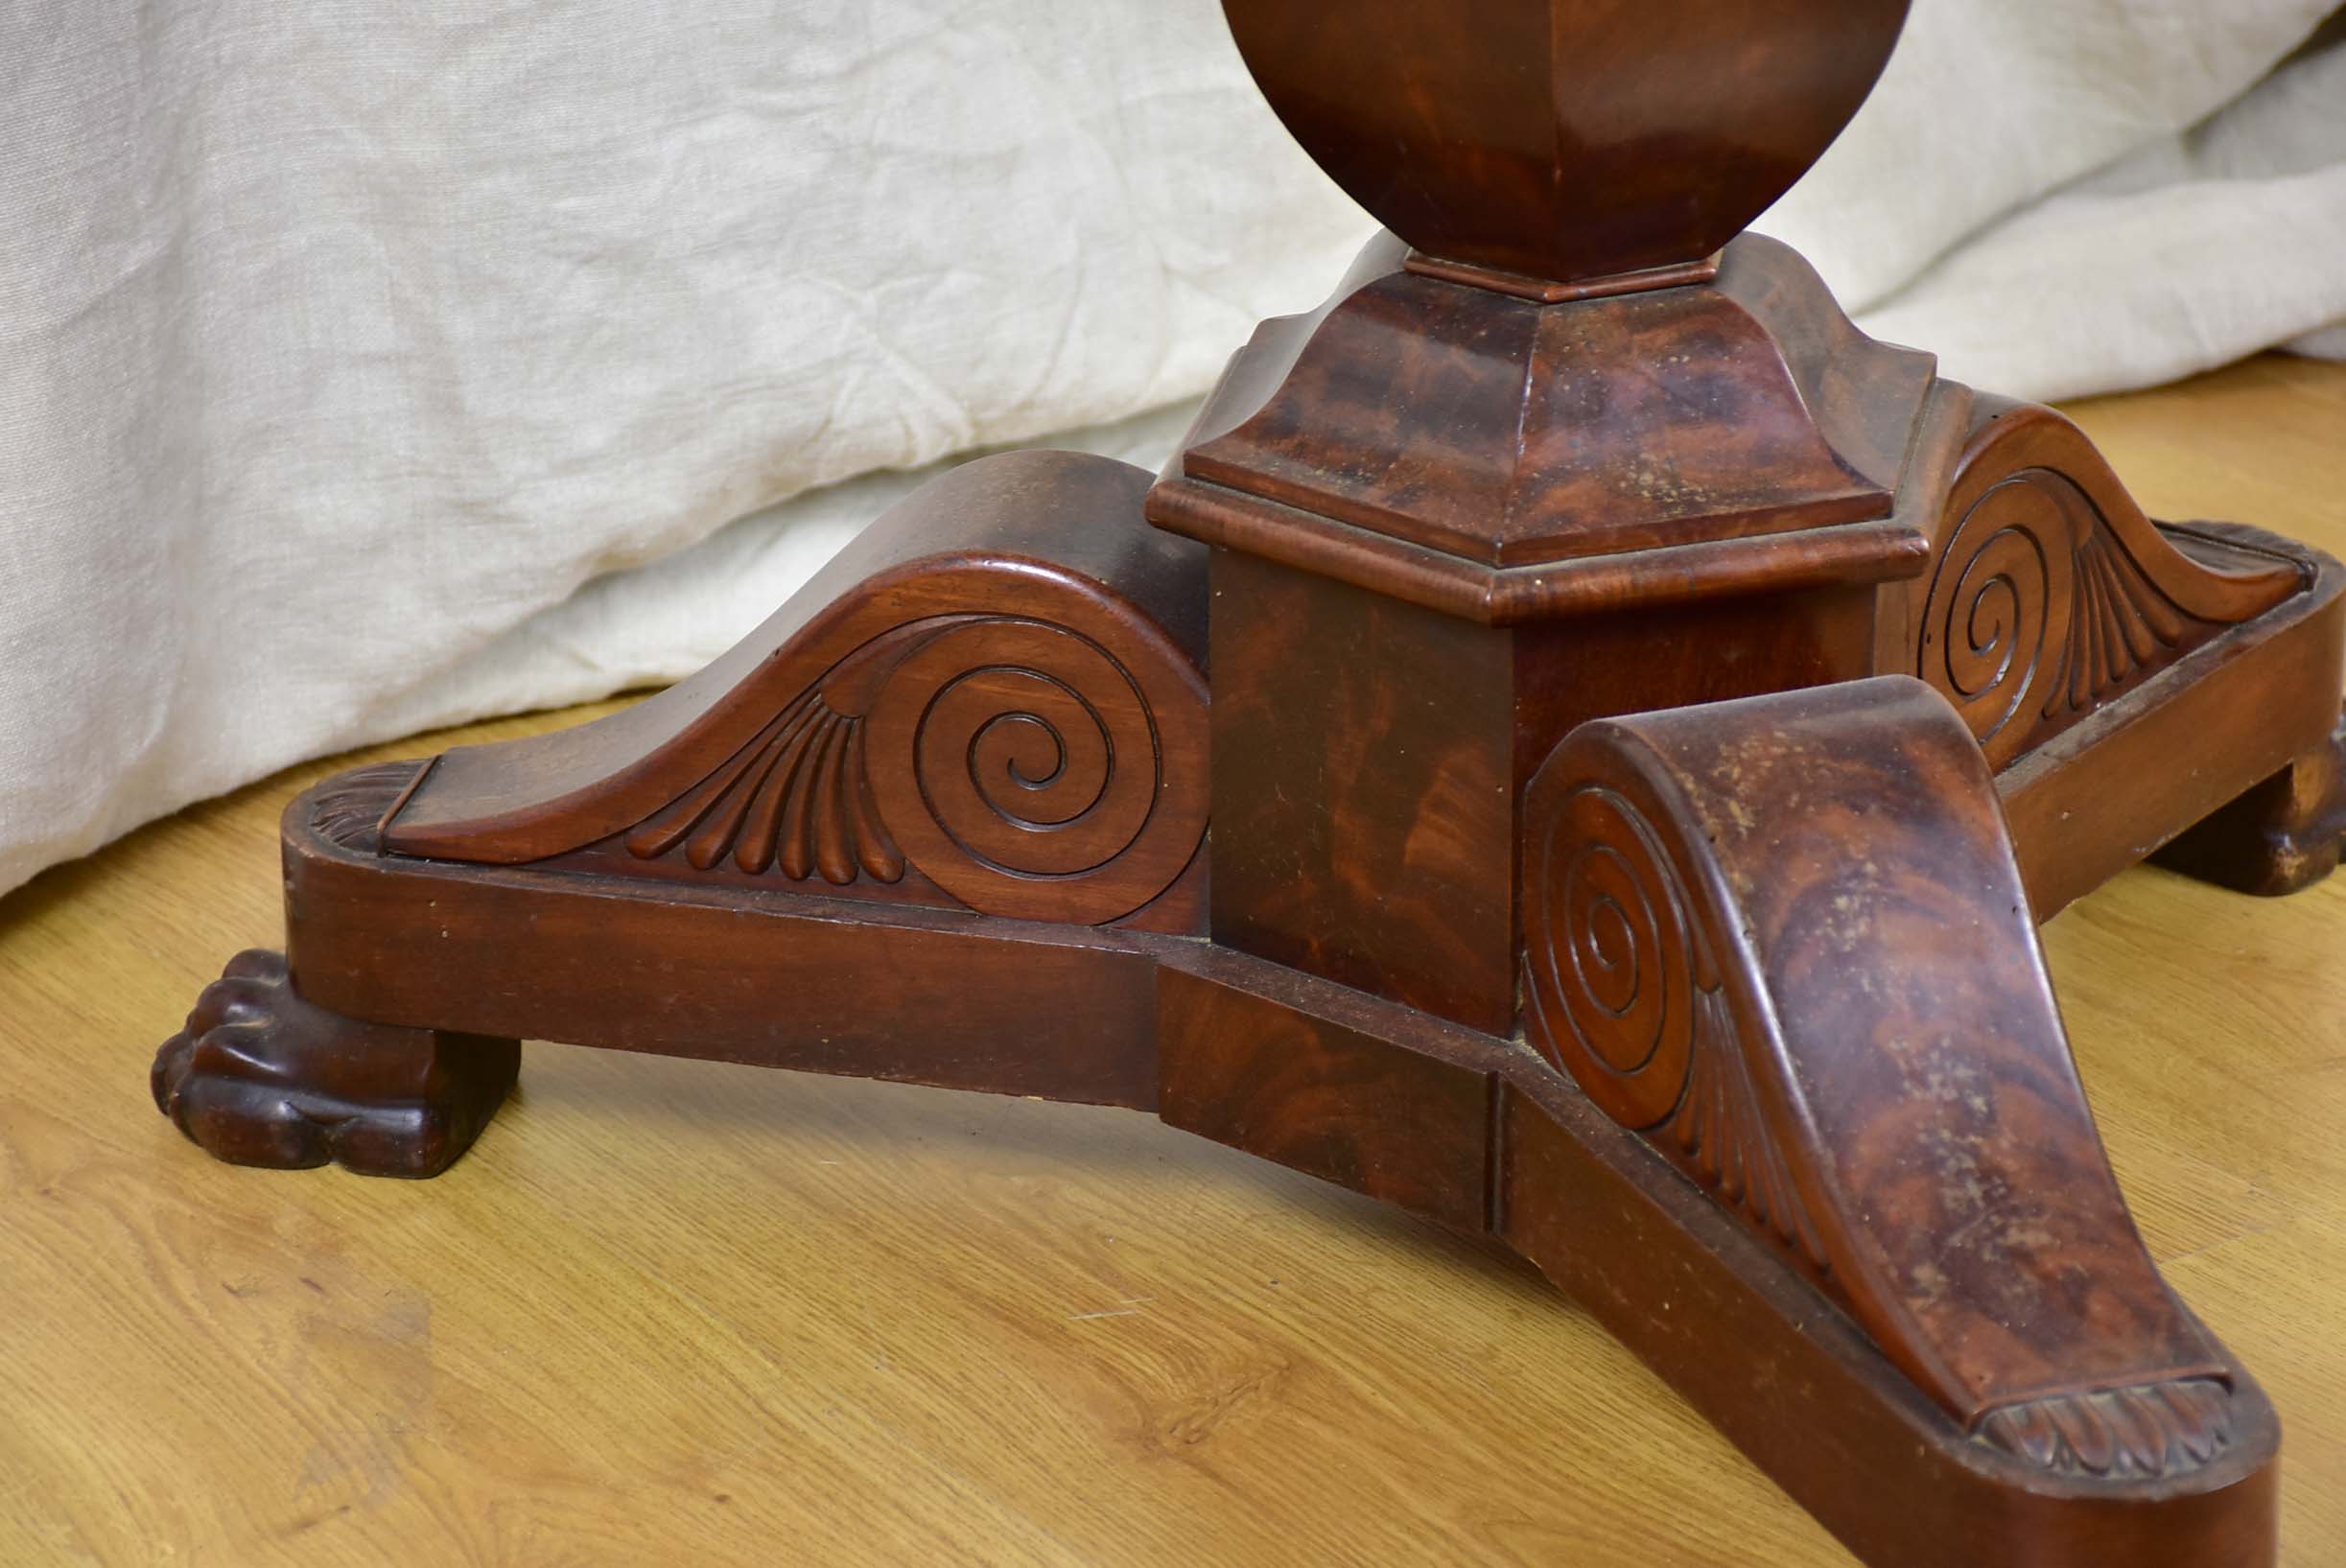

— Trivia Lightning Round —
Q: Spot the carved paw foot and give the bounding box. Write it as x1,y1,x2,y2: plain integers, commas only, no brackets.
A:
152,950,518,1178
2155,706,2346,896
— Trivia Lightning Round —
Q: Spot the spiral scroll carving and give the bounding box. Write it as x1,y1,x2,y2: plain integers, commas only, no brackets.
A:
1919,459,2279,770
864,617,1206,923
1921,484,2068,761
1525,784,1702,1130
1524,784,1825,1269
624,613,1207,926
1523,685,2253,1481
625,679,904,885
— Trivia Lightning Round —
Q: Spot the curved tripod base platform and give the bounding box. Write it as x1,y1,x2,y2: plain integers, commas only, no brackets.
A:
150,445,2335,1565
183,680,2285,1567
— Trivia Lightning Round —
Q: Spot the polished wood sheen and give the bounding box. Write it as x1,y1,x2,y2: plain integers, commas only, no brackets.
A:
152,944,516,1178
1222,0,1912,284
112,0,2346,1561
1524,683,2234,1438
1910,397,2302,769
383,453,1210,931
1149,231,1938,608
9,360,2341,1567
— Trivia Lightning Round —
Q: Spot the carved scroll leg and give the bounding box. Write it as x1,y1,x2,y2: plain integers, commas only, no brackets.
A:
1518,674,2277,1564
152,950,519,1179
2153,703,2346,896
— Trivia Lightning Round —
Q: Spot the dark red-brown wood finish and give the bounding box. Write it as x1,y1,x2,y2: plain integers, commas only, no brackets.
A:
1219,0,1912,287
147,2,2345,1563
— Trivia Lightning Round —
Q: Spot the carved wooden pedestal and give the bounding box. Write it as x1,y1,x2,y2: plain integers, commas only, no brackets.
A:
149,3,2346,1562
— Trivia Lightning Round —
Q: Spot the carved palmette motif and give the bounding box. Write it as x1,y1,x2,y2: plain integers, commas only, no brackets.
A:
369,454,1209,926
622,613,1208,926
624,639,910,885
1917,404,2298,769
313,761,430,855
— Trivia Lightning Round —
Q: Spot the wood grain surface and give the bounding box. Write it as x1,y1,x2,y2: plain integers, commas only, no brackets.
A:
4,355,2342,1567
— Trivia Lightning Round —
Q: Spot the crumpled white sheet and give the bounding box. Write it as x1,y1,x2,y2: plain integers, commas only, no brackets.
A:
1785,1,2346,396
2,0,2342,899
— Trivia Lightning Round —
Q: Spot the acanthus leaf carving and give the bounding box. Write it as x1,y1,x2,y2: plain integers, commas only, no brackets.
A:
1977,1377,2235,1480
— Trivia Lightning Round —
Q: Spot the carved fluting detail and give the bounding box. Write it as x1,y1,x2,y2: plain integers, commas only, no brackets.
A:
1524,784,1826,1270
1978,1378,2235,1479
625,614,1208,925
2053,528,2189,715
625,637,911,885
1662,986,1829,1272
314,761,429,854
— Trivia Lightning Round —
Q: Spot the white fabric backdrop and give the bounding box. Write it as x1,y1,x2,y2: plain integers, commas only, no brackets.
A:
4,0,2343,899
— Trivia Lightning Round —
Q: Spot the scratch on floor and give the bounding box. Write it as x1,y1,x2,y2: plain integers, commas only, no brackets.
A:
1068,1297,1156,1322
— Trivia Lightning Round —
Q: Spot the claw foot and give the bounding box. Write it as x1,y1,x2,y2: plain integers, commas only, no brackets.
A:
152,950,518,1178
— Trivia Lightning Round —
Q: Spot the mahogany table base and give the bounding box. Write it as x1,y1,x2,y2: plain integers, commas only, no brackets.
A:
137,6,2346,1555
152,433,2342,1566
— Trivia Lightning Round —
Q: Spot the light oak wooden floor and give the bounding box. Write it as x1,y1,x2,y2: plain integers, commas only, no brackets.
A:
4,357,2342,1567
